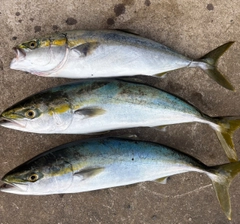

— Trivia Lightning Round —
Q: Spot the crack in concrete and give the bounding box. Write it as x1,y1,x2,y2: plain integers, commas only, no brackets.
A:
139,184,212,198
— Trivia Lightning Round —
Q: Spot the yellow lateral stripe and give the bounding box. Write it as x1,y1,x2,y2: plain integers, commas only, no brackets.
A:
68,40,85,48
68,39,98,48
49,104,70,115
52,39,67,46
40,40,51,47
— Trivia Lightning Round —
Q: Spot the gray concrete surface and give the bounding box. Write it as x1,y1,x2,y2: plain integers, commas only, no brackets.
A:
0,0,240,223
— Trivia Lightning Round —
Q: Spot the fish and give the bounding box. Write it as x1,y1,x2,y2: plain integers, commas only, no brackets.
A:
10,30,234,90
0,79,239,161
1,138,240,220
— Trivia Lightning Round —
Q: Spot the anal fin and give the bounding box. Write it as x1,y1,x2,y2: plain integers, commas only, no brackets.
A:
154,126,168,132
154,176,169,184
155,72,167,78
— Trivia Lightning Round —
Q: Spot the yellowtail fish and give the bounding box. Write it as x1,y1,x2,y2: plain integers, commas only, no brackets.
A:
1,138,240,220
10,30,234,90
0,79,239,161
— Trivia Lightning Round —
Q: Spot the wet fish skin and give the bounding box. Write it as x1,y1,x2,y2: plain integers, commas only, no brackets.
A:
10,30,234,90
1,138,240,220
0,79,239,161
0,79,205,134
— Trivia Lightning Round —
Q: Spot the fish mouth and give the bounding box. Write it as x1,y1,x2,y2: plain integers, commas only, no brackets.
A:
0,117,27,129
13,47,26,59
0,117,11,125
0,181,27,193
0,182,16,190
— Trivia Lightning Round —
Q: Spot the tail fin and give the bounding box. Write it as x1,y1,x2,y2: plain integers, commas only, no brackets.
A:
208,161,240,220
198,42,234,91
214,117,240,162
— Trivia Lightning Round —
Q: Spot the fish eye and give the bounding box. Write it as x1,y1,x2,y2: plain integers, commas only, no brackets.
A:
28,41,38,49
25,110,36,119
28,173,39,182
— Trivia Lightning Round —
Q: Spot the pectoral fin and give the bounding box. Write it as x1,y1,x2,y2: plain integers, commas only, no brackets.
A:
74,107,106,118
74,167,104,180
72,42,100,56
154,177,169,184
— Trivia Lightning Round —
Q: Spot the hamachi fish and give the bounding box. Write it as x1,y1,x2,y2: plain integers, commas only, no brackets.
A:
0,79,239,161
10,30,234,90
1,138,240,220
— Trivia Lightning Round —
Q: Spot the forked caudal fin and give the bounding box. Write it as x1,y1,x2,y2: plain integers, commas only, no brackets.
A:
214,117,240,162
194,42,235,91
208,161,240,220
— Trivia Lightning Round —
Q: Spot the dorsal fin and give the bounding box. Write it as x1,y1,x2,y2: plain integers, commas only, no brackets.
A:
115,29,140,35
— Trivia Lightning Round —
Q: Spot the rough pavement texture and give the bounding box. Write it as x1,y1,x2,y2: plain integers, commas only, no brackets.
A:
0,0,240,223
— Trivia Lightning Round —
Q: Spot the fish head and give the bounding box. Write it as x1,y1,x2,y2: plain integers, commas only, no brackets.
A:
10,36,68,75
0,166,44,195
0,153,74,195
0,91,73,133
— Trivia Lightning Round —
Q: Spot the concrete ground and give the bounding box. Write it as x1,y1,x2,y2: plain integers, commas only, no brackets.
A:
0,0,240,223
